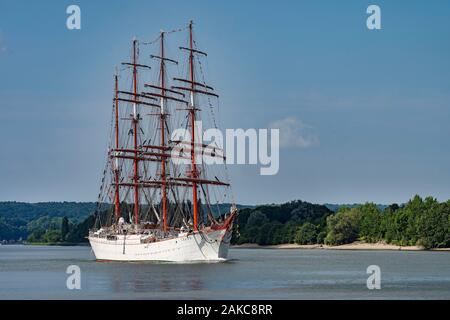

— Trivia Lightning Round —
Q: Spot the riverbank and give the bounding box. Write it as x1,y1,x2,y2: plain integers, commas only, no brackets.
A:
22,242,89,246
9,241,450,251
232,241,450,251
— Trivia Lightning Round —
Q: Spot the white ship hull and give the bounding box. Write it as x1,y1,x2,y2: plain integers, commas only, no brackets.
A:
89,228,232,262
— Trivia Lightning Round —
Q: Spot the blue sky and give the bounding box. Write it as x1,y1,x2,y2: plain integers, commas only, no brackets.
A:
1,0,450,205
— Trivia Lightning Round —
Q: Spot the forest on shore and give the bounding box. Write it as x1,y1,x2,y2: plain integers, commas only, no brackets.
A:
0,202,249,244
1,195,449,249
234,195,450,249
0,202,95,244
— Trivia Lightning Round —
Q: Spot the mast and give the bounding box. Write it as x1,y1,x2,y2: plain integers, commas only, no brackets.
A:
188,20,199,232
114,74,121,222
99,23,235,237
159,31,168,232
132,39,140,225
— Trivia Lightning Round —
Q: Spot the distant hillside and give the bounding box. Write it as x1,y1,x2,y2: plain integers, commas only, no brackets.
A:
0,201,253,241
236,196,449,249
0,201,96,221
1,197,448,249
209,203,255,217
234,200,333,245
0,202,96,241
324,203,388,212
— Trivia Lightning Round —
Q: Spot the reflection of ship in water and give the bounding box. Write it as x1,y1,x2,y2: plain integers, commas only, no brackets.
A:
107,266,204,293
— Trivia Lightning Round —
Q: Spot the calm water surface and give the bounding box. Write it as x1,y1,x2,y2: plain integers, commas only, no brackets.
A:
0,245,449,299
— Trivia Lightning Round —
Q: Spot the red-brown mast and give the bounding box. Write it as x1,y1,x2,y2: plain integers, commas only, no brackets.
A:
188,20,199,231
159,32,168,232
132,39,140,225
114,74,121,222
170,21,225,229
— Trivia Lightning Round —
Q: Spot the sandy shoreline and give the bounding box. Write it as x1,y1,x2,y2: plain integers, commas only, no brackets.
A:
232,241,450,251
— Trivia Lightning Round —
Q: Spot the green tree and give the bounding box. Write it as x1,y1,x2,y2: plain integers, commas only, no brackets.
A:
256,223,272,245
325,207,361,245
359,203,383,242
295,222,318,245
65,214,96,243
316,231,327,244
42,230,61,243
246,211,268,227
61,216,70,241
416,200,450,248
27,229,45,243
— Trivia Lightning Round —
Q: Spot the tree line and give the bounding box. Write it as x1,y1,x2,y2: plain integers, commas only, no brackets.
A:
233,195,450,249
0,201,95,243
2,197,449,249
323,196,450,248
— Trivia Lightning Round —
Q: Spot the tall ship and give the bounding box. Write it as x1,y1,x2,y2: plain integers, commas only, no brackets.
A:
88,21,237,262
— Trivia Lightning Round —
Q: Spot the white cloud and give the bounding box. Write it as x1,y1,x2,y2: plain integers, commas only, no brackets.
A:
269,117,319,148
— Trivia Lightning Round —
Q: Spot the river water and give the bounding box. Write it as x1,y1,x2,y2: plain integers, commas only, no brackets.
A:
0,245,449,299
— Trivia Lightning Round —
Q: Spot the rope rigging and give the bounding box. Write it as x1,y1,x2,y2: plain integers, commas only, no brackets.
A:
93,21,235,232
